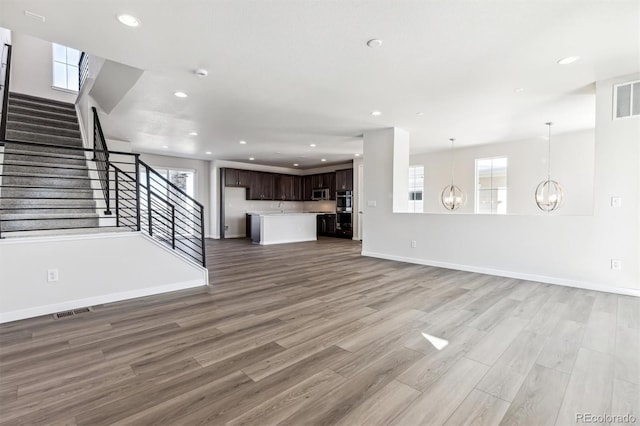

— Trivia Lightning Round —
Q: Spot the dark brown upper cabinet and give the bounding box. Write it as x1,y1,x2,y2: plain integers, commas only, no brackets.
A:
248,171,274,200
335,168,353,191
225,168,251,187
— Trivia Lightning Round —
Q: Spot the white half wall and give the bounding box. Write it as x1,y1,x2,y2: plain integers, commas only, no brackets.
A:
0,232,208,323
362,74,639,296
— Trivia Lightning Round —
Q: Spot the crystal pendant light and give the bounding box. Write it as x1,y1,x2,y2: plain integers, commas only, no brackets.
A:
441,138,466,211
535,122,563,212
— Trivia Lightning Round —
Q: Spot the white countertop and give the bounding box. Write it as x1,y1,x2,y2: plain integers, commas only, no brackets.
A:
248,211,333,216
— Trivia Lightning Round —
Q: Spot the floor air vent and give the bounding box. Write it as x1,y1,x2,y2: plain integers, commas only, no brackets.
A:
53,307,92,319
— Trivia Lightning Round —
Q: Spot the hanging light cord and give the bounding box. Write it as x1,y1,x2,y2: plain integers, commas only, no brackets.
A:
546,122,552,181
449,138,455,186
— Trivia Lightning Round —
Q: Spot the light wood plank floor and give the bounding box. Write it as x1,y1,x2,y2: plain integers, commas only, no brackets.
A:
1,238,638,425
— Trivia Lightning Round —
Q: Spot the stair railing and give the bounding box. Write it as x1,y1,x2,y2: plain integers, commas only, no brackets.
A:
78,52,89,92
92,106,111,215
0,43,12,141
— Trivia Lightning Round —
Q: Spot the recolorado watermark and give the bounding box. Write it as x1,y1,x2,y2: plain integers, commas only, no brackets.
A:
576,413,637,423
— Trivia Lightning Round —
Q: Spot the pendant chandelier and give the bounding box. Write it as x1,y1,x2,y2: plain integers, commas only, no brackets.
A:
535,122,563,212
441,138,466,211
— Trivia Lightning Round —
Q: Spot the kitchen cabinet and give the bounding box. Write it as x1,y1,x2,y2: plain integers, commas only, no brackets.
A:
225,168,251,187
303,175,313,201
292,176,303,201
317,213,336,236
335,168,353,191
248,171,274,200
311,173,335,199
273,174,303,201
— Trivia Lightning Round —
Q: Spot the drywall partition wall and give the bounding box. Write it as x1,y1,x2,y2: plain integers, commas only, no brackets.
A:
393,128,410,213
140,153,211,237
0,233,208,323
362,75,638,295
410,129,595,215
9,32,77,103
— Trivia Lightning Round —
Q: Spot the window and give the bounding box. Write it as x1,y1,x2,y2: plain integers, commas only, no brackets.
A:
408,165,424,213
52,43,80,91
475,157,507,214
614,80,640,119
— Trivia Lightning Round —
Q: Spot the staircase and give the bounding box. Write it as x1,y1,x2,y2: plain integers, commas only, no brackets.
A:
0,92,99,235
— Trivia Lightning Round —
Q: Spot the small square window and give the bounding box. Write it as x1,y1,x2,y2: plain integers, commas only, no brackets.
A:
52,43,81,92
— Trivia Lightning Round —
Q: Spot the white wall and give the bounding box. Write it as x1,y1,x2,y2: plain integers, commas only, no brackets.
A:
410,129,595,215
362,74,639,295
9,32,77,103
140,153,211,237
0,233,208,323
0,26,11,46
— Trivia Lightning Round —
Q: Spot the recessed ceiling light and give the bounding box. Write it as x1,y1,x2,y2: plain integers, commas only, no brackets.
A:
355,153,361,157
174,91,188,98
205,151,212,155
239,140,247,145
249,157,255,161
416,112,425,116
194,69,208,77
310,143,316,147
371,111,382,116
188,131,198,136
162,145,169,149
321,158,327,162
557,56,580,65
293,163,299,167
367,39,383,48
514,87,525,93
117,14,140,27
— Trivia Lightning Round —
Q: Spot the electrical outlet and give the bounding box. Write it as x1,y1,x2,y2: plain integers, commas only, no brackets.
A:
610,259,622,270
411,240,417,248
611,197,622,208
47,269,59,282
367,200,377,207
224,225,229,230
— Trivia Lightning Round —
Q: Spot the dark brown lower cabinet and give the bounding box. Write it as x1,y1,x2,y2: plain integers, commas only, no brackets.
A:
317,214,336,236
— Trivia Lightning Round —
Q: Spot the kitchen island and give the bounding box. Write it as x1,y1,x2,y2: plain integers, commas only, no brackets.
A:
248,212,320,245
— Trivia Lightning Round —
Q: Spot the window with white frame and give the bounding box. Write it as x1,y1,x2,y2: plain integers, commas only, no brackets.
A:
614,80,639,119
408,165,424,212
475,157,507,214
52,43,80,91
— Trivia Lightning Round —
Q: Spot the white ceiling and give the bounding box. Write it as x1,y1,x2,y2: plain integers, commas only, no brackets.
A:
1,0,638,168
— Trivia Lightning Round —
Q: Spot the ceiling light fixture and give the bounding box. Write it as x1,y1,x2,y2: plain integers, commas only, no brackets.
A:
321,158,327,162
195,69,208,77
514,87,525,93
367,39,383,48
535,122,563,212
416,112,425,116
355,153,361,157
174,91,188,98
205,151,212,155
441,138,466,211
557,56,580,65
117,14,140,27
293,163,299,167
249,157,255,161
310,143,316,147
162,145,169,149
188,131,198,136
239,140,247,145
371,111,382,116
24,10,46,22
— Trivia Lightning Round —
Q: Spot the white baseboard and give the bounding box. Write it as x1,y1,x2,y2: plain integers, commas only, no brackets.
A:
260,237,317,245
0,280,206,324
361,250,640,297
224,233,247,239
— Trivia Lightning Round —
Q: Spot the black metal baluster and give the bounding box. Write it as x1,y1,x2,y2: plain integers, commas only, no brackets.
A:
115,168,120,227
135,155,141,231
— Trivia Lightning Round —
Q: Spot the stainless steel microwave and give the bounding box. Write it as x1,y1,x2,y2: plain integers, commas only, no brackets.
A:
312,188,330,200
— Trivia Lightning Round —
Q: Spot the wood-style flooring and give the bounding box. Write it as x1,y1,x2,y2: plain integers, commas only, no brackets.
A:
0,237,638,425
